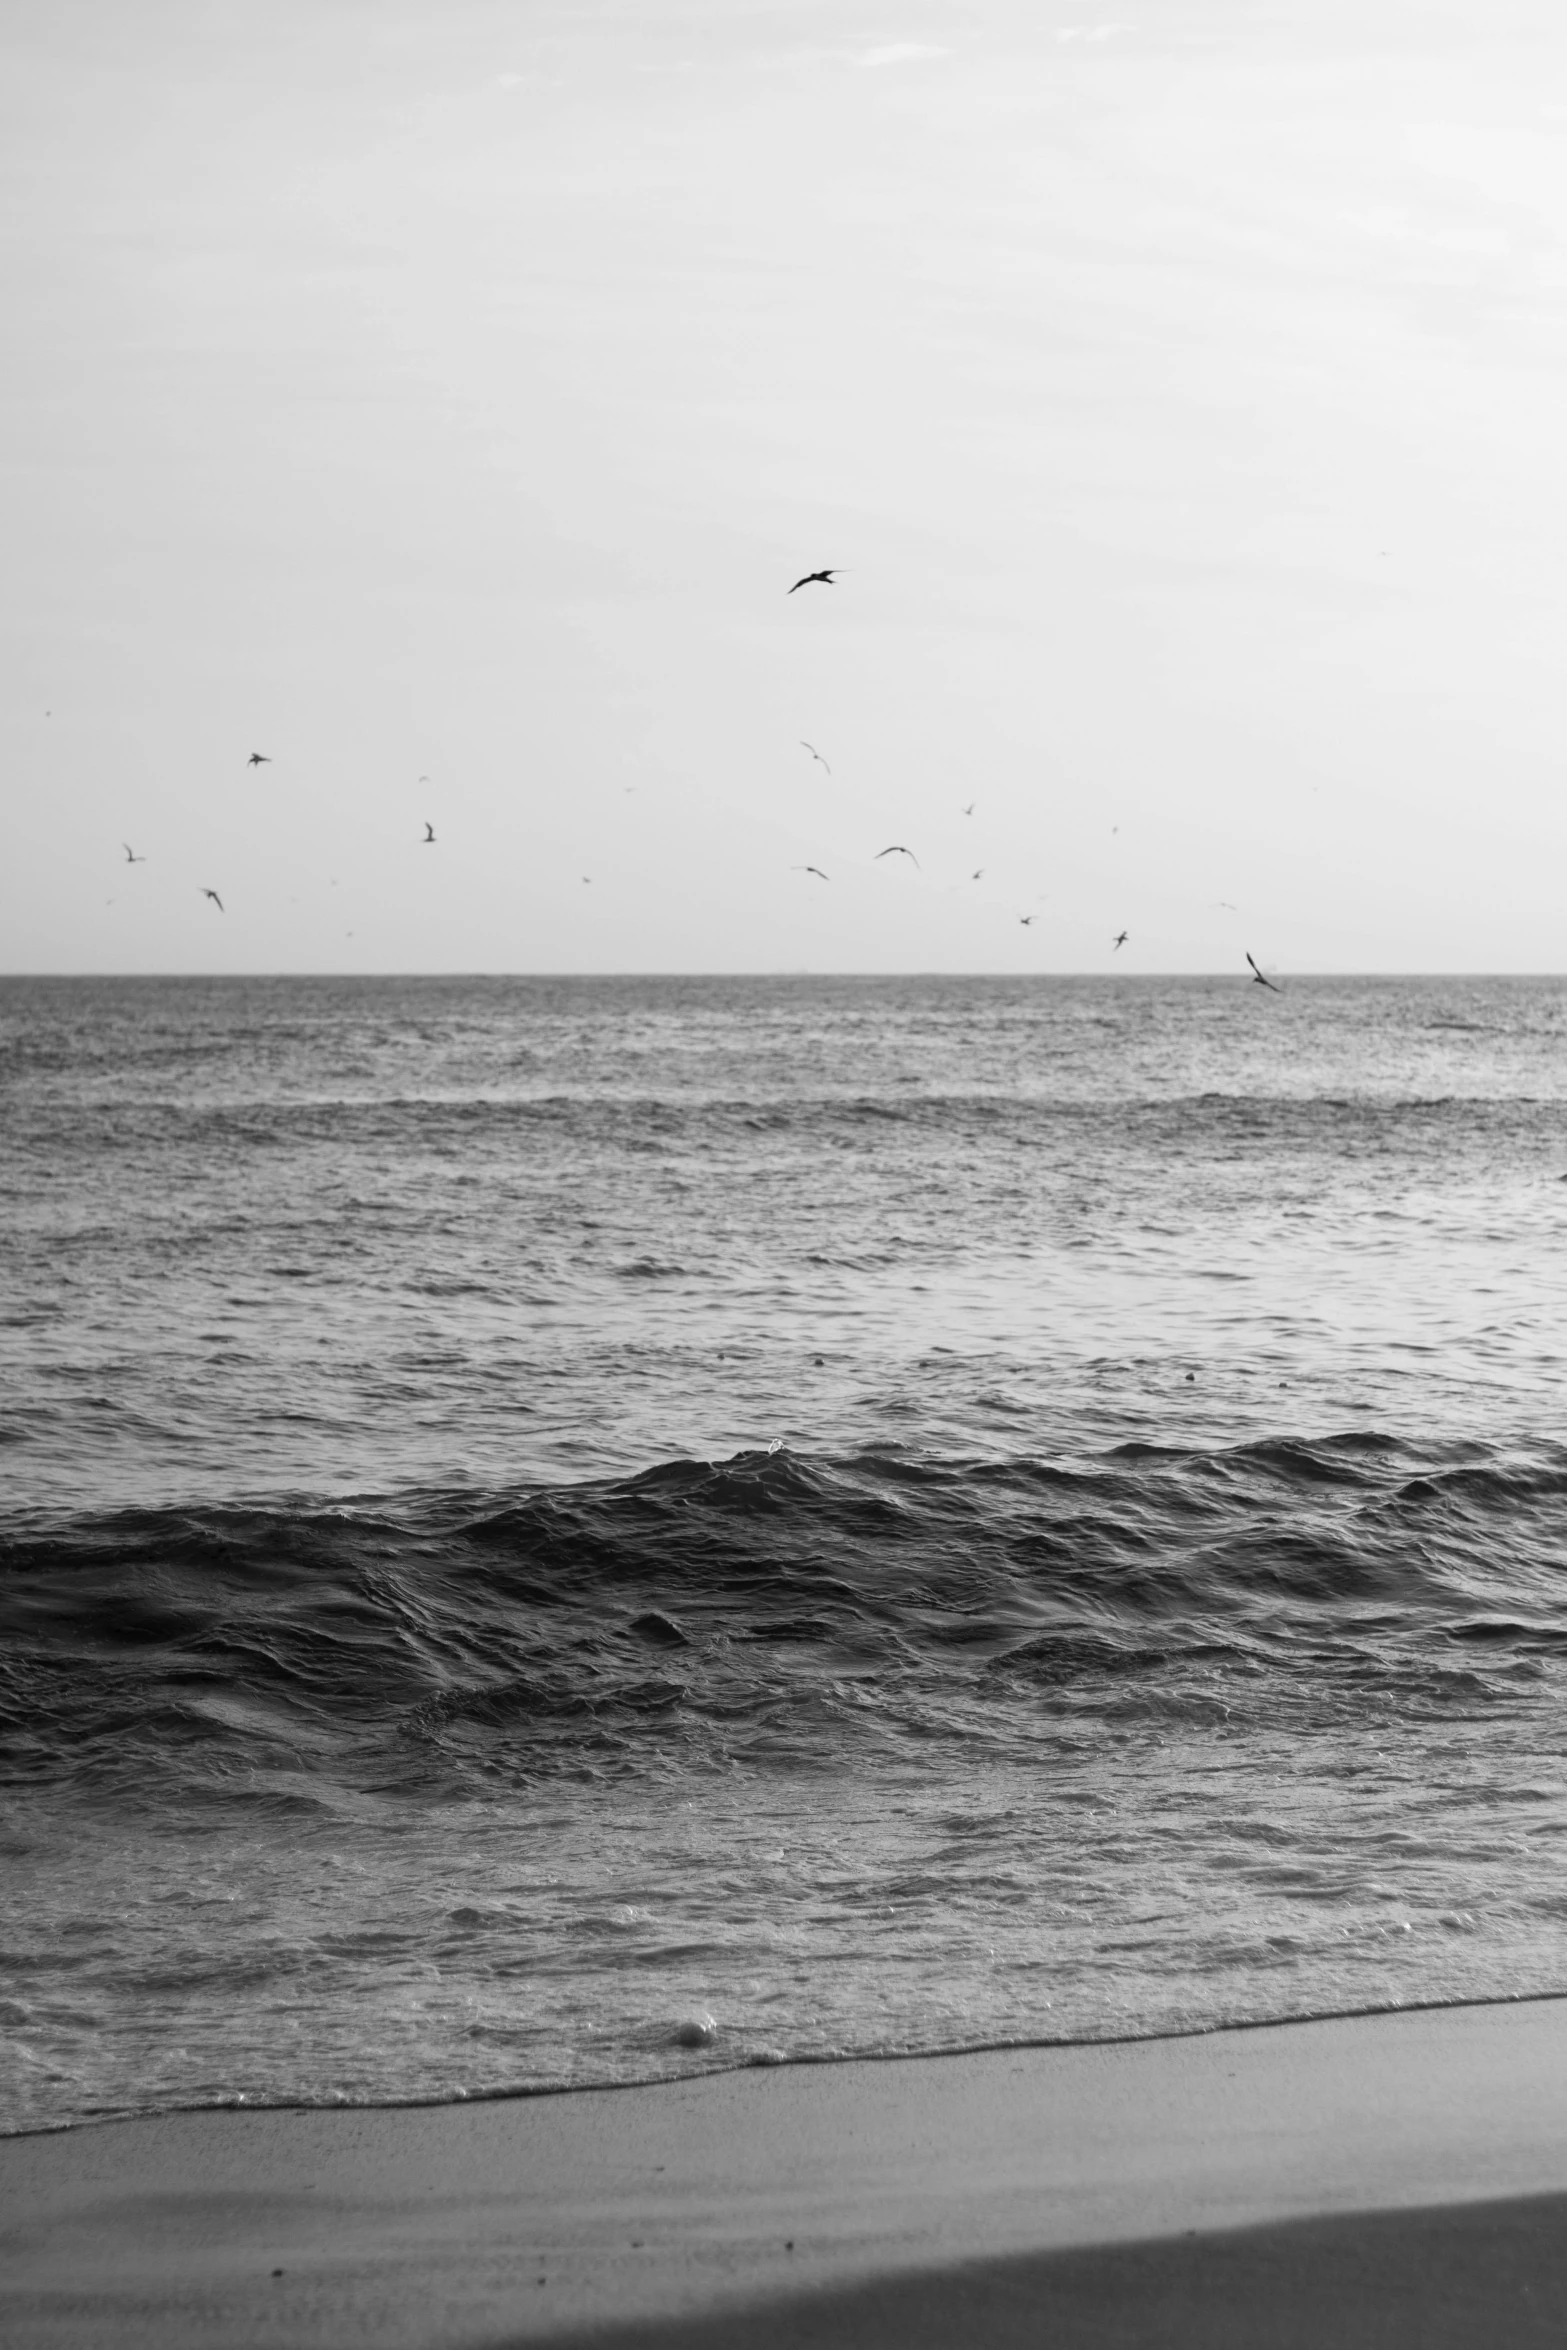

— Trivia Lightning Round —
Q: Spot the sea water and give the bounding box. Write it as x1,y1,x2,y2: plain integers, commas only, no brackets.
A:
4,973,1567,2133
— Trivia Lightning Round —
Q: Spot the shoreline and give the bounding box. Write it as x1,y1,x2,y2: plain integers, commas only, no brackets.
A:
8,1995,1567,2345
10,1979,1567,2145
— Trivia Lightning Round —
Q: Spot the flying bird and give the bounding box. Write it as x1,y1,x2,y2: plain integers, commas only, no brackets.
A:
1019,914,1036,927
800,742,831,772
423,822,436,843
247,752,270,767
1246,951,1281,993
876,845,920,868
788,569,840,593
202,888,224,911
971,869,984,881
1113,931,1128,949
122,843,145,863
793,865,831,880
962,801,976,816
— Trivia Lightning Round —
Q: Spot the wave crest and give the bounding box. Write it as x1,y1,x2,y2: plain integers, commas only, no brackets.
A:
6,1434,1567,1801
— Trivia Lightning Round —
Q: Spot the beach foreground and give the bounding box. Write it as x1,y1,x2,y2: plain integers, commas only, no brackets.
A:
6,2000,1567,2348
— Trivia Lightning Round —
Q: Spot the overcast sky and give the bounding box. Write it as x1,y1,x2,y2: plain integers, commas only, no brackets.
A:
6,0,1567,973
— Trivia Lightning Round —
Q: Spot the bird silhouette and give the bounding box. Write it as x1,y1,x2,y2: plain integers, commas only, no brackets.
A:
793,865,830,880
1019,914,1036,927
962,801,976,816
1246,952,1281,993
1113,931,1128,949
122,843,145,864
876,845,920,868
971,869,984,881
788,569,840,593
247,752,270,767
423,823,436,843
202,888,224,911
800,742,831,772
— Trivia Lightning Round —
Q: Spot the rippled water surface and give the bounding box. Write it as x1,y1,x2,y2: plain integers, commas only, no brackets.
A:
4,974,1567,2131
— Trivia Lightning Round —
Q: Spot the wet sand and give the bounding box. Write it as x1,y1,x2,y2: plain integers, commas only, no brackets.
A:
6,1999,1567,2347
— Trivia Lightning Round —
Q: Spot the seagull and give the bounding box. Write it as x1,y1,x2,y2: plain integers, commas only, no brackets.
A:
800,742,831,772
793,865,831,880
122,843,145,864
1113,931,1128,949
247,752,270,767
1246,951,1281,993
971,869,984,881
876,845,920,868
962,801,975,815
423,822,436,843
202,888,224,911
788,569,840,593
1019,914,1036,926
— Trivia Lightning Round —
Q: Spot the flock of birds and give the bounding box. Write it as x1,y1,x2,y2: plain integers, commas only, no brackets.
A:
779,568,1280,990
111,565,1281,989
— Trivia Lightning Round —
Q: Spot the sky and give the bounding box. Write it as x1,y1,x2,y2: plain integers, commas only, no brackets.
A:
6,0,1567,973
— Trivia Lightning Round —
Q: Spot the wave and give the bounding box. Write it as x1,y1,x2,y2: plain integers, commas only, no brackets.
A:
15,1091,1567,1133
6,1435,1567,1806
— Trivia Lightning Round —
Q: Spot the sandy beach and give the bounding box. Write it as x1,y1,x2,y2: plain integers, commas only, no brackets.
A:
7,1997,1567,2346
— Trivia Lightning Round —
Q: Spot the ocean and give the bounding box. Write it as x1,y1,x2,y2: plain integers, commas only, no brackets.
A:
4,972,1567,2136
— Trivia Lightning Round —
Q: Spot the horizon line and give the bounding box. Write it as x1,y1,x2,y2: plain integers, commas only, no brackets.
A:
3,969,1564,985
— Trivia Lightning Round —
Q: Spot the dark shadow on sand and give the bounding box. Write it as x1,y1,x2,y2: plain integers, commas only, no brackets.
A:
527,2191,1567,2350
